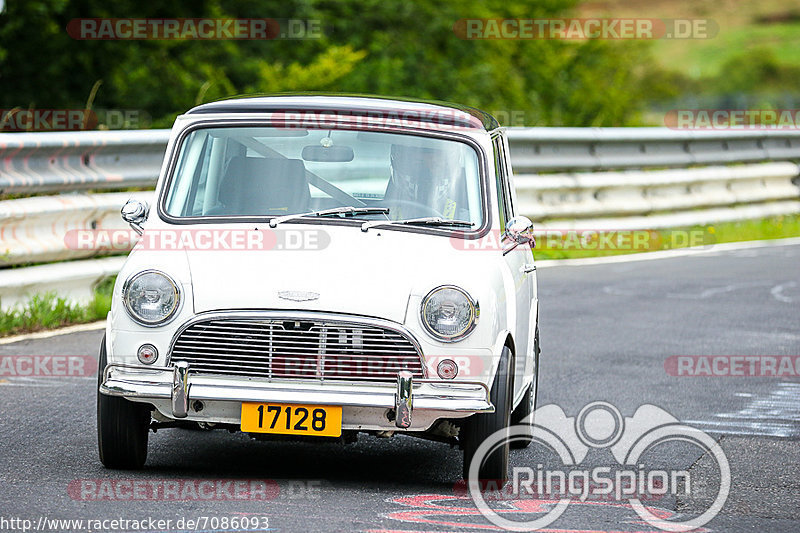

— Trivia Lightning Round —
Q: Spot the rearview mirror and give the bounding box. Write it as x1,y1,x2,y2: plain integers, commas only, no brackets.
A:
301,144,354,162
502,216,535,255
121,199,149,235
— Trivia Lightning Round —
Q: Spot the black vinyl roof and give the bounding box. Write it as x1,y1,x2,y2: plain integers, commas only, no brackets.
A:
186,93,500,131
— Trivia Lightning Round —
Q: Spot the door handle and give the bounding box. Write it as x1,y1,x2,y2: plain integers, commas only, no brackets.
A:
521,263,536,274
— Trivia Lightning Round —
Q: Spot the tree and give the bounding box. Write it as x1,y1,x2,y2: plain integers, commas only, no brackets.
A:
0,0,655,127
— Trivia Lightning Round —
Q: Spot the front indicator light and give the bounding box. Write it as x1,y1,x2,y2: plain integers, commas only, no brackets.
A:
437,359,459,379
137,344,158,364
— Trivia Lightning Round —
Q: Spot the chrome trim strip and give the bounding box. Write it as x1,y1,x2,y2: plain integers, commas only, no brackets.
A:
172,361,190,418
395,371,413,428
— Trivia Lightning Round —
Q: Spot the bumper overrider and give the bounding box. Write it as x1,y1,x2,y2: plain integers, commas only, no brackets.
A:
100,363,493,431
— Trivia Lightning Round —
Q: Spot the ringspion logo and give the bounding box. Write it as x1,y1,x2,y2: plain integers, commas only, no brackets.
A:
469,402,730,531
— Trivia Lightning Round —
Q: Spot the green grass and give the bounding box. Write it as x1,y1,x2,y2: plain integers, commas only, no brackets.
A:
578,0,800,79
0,276,114,337
533,214,800,260
653,21,800,79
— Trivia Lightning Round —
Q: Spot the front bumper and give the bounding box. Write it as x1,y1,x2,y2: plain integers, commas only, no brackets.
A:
100,363,493,432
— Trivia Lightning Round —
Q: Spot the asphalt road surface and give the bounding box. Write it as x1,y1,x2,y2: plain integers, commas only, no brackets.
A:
1,242,798,532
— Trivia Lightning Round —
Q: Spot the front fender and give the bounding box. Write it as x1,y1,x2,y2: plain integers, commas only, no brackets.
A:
488,329,513,386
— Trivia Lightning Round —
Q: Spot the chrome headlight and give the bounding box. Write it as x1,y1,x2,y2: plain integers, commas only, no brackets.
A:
420,285,479,342
122,270,181,326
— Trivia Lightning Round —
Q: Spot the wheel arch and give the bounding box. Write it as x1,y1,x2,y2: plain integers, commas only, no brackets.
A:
491,330,516,390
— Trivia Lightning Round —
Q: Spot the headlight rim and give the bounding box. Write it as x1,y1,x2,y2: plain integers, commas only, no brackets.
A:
420,284,479,343
122,269,182,327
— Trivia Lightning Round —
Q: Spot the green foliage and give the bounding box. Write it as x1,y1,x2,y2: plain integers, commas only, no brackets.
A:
642,46,800,118
7,1,793,128
0,276,114,337
708,47,800,97
0,0,657,127
244,46,367,93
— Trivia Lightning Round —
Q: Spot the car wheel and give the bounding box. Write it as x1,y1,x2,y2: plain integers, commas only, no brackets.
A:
510,326,539,449
97,337,150,469
462,346,513,483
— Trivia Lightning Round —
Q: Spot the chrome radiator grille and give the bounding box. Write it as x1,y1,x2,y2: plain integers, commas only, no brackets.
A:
169,317,425,382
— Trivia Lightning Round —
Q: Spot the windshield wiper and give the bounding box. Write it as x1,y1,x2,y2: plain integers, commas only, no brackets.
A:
269,206,389,228
360,217,475,232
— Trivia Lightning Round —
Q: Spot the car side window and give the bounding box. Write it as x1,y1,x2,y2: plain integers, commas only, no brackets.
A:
492,136,512,230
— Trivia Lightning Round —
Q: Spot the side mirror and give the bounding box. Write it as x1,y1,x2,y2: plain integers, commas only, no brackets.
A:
502,215,535,255
121,199,149,235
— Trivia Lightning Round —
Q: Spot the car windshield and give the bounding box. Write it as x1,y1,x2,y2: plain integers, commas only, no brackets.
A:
163,126,484,227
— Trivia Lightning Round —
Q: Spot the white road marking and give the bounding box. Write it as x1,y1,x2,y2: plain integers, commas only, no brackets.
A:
0,376,95,386
686,382,800,438
667,281,774,300
602,280,778,299
771,281,797,303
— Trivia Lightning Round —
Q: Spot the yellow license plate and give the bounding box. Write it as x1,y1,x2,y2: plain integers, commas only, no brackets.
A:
240,402,342,437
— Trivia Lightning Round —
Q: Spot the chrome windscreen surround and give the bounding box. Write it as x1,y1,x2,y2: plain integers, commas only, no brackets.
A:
167,311,427,383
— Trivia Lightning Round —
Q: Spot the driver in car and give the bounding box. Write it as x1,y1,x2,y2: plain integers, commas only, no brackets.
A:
385,144,466,220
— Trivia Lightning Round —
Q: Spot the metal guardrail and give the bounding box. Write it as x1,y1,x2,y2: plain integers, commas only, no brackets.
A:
2,128,800,194
515,162,800,229
0,129,169,194
506,127,800,171
0,127,799,310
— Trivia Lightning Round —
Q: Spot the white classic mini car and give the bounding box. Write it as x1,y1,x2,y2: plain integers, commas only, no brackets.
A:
99,95,539,481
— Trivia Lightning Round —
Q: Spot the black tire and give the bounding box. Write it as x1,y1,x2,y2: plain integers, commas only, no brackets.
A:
97,337,150,469
462,346,513,483
510,327,540,449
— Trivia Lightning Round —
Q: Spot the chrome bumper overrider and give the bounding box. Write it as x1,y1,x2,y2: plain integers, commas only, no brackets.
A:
100,363,493,426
